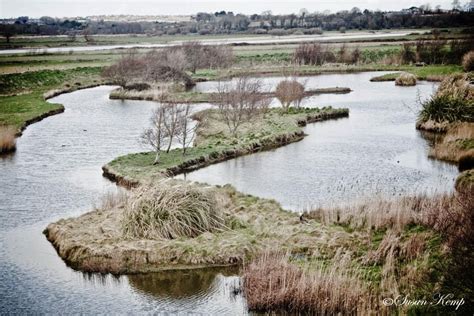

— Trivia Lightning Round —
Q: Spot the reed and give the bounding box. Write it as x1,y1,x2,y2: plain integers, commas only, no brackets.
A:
242,251,381,315
0,126,16,154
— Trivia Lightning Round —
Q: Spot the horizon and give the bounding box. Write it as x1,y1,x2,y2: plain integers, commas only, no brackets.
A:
0,0,462,19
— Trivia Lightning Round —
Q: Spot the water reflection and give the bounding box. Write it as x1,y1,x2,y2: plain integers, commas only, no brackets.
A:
181,73,457,210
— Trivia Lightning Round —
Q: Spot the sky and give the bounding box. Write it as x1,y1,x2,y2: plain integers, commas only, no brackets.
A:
0,0,460,18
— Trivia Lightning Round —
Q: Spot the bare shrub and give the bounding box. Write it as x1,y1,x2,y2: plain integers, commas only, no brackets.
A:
215,77,270,135
121,184,227,239
101,52,145,87
242,252,378,314
181,41,234,73
0,126,16,154
395,72,417,86
275,79,305,111
293,43,335,65
415,39,447,64
400,43,416,64
462,50,474,72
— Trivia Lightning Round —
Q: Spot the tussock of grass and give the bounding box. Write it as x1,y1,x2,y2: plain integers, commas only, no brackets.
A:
418,74,473,124
0,126,16,154
122,184,228,240
395,72,417,86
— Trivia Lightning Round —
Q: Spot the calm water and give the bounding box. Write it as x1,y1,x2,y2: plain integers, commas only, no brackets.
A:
0,86,246,314
0,73,457,313
182,72,458,210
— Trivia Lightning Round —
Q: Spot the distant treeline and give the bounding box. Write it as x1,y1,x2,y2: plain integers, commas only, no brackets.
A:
1,8,474,39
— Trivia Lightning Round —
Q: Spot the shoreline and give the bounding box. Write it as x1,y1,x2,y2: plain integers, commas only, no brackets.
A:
44,107,350,273
12,82,111,137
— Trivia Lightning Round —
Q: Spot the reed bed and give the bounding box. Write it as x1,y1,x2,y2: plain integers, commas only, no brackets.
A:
121,183,228,239
243,251,382,315
0,126,16,154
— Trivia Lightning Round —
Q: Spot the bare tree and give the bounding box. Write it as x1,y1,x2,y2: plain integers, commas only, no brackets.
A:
101,52,145,87
215,77,270,136
141,105,167,165
176,103,196,155
275,79,305,111
83,28,94,43
162,103,182,153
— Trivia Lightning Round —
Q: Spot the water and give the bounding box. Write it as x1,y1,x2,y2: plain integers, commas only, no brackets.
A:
181,72,458,210
0,86,246,314
0,73,457,313
0,31,414,55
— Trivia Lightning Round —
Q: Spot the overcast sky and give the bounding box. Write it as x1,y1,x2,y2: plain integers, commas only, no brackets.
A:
0,0,460,18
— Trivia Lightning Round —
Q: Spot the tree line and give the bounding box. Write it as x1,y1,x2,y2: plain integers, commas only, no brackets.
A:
1,7,473,40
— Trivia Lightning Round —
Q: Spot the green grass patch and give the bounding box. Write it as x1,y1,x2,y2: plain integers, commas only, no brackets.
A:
106,107,348,182
0,67,104,130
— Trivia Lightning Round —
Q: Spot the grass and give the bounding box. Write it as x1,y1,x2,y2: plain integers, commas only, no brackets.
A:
0,67,104,132
370,64,463,82
104,107,349,182
121,184,227,239
428,122,474,163
418,74,473,124
241,189,473,314
0,125,16,154
395,72,417,86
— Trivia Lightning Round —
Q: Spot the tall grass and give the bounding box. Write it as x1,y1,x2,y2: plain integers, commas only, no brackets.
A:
419,74,474,123
243,252,381,315
121,183,228,239
0,126,16,154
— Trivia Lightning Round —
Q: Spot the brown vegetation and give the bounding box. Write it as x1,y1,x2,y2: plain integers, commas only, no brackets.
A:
243,186,474,314
102,42,234,89
462,50,474,72
243,252,379,314
0,125,16,154
121,184,227,239
275,79,305,111
395,72,417,86
427,122,474,163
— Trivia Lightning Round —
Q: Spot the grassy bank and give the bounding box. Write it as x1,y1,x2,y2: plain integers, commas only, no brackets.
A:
369,64,463,82
104,107,348,184
0,67,105,133
109,86,352,103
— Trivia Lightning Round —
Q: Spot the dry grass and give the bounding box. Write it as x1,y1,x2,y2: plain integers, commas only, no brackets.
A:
462,50,474,72
428,122,474,163
0,125,16,154
121,183,228,239
243,252,381,315
395,72,417,86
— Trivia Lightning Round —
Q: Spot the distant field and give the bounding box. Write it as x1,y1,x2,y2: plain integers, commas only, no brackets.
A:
2,27,466,50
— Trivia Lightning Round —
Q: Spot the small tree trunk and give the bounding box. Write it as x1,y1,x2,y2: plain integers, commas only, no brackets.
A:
153,150,160,165
166,136,173,153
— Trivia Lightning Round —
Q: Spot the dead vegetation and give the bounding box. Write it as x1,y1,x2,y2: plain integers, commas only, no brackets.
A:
275,78,305,111
0,125,16,154
243,252,379,315
395,72,417,86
